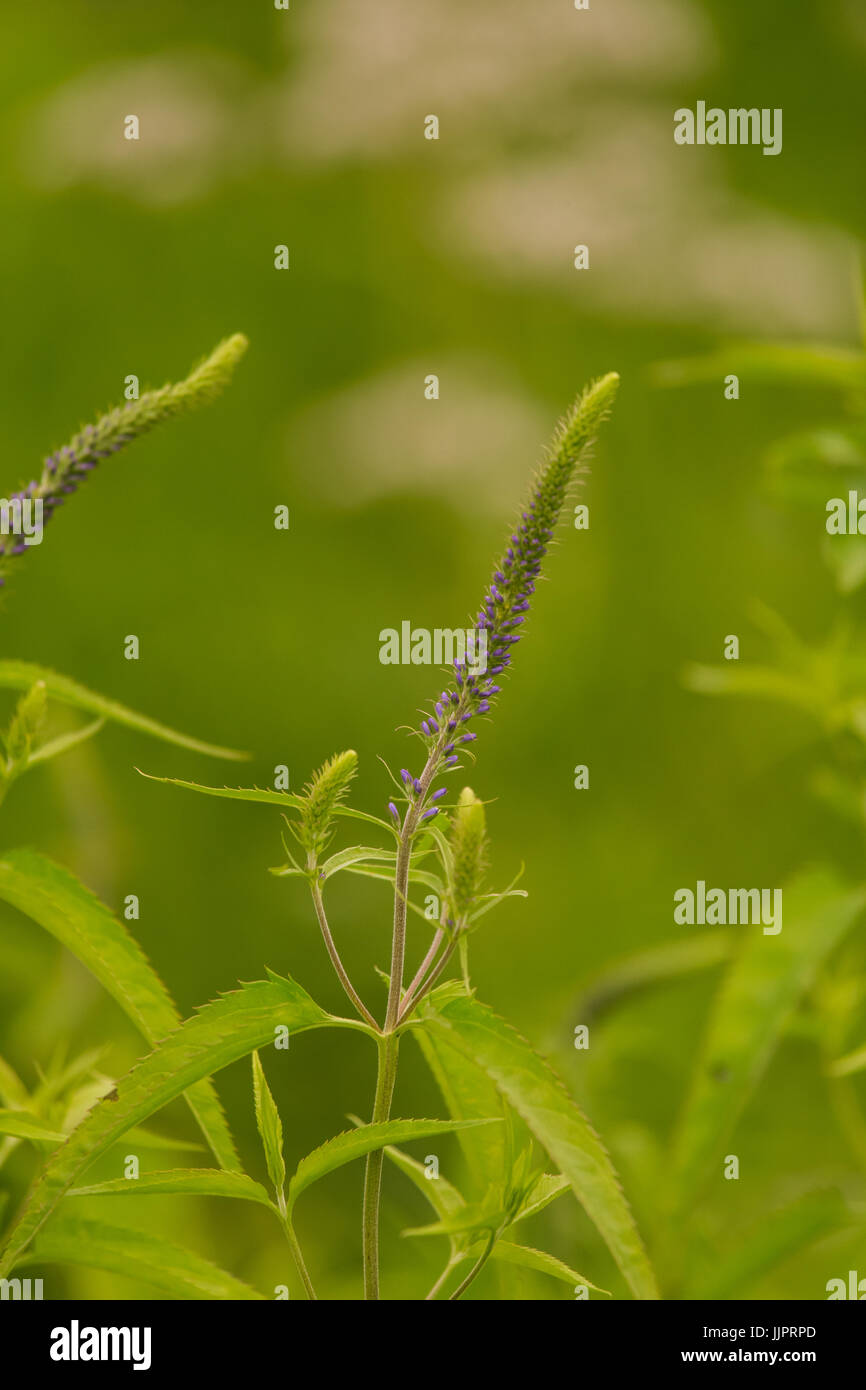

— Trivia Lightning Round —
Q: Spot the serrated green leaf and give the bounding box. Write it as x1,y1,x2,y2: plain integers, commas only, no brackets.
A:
0,1110,66,1144
138,772,400,840
420,993,658,1300
287,1118,499,1212
0,973,364,1275
69,1168,273,1207
671,869,866,1213
487,1239,610,1294
380,1144,468,1226
137,771,305,808
16,1216,264,1299
0,661,245,760
415,1025,511,1200
514,1172,571,1224
252,1051,286,1204
0,847,239,1173
346,1112,470,1256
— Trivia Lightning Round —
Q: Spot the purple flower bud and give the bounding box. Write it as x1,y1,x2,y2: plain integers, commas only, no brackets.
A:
460,732,477,743
431,787,446,801
388,802,400,821
413,779,423,795
421,807,440,821
444,755,458,767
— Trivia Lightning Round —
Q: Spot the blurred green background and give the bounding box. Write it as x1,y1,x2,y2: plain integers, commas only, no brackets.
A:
2,0,866,1299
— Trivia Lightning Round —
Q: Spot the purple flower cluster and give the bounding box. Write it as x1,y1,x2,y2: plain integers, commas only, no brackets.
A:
388,373,619,820
0,334,248,590
0,433,132,583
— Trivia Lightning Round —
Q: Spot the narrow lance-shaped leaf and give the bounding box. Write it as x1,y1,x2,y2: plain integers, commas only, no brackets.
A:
415,1028,511,1200
0,847,239,1173
419,991,659,1300
0,661,245,760
252,1051,286,1207
139,770,399,838
136,771,304,809
0,973,368,1276
69,1169,273,1208
287,1118,501,1212
486,1240,610,1295
375,1139,468,1233
16,1216,264,1300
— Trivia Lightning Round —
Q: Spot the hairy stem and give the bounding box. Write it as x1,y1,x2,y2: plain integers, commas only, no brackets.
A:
362,1030,400,1299
400,927,444,1013
309,881,379,1030
280,1215,318,1300
425,1257,461,1301
361,751,441,1295
400,935,460,1021
449,1232,497,1301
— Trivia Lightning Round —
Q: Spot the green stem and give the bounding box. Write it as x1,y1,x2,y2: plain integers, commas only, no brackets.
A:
402,927,444,1011
425,1256,462,1300
309,880,378,1029
400,935,459,1021
280,1213,318,1300
362,1031,400,1299
449,1232,497,1301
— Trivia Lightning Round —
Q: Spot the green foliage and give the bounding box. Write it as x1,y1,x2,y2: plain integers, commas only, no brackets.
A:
0,974,368,1276
251,1051,286,1209
0,373,650,1300
669,869,866,1214
0,661,246,761
0,334,248,589
69,1170,273,1207
0,1110,66,1144
288,1118,497,1213
0,848,238,1172
417,990,659,1300
17,1215,264,1300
